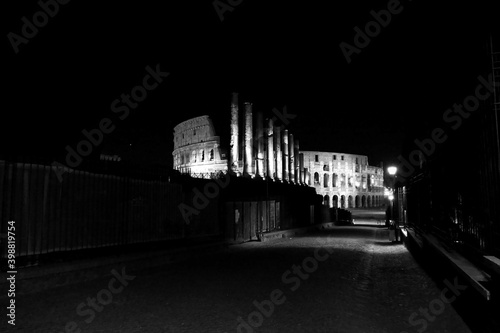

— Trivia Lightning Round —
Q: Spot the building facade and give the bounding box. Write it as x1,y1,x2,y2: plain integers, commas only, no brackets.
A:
172,115,227,176
301,151,384,208
172,93,385,208
172,93,305,182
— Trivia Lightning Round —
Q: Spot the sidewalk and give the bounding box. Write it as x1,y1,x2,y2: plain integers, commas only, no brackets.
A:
0,235,226,297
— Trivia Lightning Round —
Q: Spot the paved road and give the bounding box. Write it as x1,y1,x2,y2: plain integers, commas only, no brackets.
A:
1,226,472,333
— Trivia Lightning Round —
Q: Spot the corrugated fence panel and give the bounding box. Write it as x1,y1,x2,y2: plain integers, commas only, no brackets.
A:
0,160,193,267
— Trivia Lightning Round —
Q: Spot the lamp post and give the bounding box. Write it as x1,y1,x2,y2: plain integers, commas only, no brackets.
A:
387,166,398,241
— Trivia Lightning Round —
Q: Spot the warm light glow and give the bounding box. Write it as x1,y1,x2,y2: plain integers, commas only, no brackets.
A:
387,166,397,176
388,194,394,201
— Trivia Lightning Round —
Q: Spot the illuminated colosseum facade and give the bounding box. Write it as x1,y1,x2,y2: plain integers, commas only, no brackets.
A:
172,93,385,208
172,115,228,176
301,151,384,208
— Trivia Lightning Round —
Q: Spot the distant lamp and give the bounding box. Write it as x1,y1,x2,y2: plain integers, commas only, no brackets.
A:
387,166,397,176
389,194,394,201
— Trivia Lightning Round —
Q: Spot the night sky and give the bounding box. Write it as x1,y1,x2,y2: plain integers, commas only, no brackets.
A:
2,0,497,169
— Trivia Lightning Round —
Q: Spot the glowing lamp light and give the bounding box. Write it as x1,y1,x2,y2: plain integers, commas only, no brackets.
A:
389,194,394,201
387,166,397,176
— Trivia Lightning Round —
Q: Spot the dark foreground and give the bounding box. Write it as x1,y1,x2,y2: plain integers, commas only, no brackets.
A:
1,223,479,333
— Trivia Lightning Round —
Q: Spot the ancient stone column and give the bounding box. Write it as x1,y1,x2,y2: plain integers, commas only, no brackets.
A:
300,154,309,185
256,111,264,178
289,133,295,183
328,160,333,188
295,139,300,184
274,125,282,181
244,102,253,176
266,118,274,179
309,160,314,185
229,92,239,173
282,129,289,182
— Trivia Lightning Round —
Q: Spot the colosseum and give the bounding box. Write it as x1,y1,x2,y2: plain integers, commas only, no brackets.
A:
172,115,227,176
172,93,384,207
300,151,384,208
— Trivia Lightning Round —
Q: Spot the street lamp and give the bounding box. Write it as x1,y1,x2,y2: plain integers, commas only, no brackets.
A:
386,166,398,241
387,166,397,176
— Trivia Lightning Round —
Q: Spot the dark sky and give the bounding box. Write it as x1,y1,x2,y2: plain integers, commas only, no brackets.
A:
2,0,497,168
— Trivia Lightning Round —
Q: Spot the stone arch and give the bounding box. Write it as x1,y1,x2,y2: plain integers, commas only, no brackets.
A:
362,195,366,208
332,195,339,208
314,172,320,184
323,173,329,187
348,195,353,208
367,196,372,208
341,195,346,208
324,195,330,207
355,195,360,208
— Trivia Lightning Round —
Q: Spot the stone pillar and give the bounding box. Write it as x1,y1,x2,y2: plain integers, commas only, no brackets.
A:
289,133,295,183
229,92,239,173
309,160,314,185
266,118,274,179
299,152,304,184
328,160,333,188
244,102,253,177
274,125,282,181
282,129,289,182
256,111,264,178
295,139,300,184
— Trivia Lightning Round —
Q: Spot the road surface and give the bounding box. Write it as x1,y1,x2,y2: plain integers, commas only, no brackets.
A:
1,226,472,333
